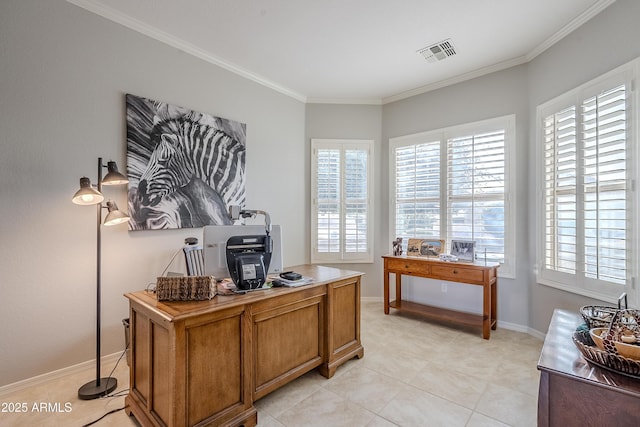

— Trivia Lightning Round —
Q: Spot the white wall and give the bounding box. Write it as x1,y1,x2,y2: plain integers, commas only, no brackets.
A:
0,0,306,386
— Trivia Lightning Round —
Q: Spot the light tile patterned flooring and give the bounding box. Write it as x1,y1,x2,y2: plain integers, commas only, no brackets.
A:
0,301,543,426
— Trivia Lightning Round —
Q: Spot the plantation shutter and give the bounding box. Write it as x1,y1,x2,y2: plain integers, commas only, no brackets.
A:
538,67,632,301
394,141,441,241
316,148,341,254
312,139,373,263
581,84,627,285
447,130,506,263
543,106,578,275
344,149,368,253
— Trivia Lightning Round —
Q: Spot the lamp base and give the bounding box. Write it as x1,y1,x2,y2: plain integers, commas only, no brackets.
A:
78,377,117,400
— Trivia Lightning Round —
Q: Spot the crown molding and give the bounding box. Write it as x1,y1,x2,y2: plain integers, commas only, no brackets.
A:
382,56,528,105
382,0,616,105
306,97,383,106
66,0,307,103
68,0,616,106
526,0,617,61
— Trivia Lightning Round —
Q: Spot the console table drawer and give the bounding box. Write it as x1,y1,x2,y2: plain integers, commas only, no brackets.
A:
385,258,430,275
430,265,484,284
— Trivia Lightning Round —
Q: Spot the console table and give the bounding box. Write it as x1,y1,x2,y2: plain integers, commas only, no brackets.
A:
124,264,364,427
537,309,640,427
382,255,498,339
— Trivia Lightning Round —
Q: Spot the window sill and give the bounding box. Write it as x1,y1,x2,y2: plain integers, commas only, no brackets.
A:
537,277,627,306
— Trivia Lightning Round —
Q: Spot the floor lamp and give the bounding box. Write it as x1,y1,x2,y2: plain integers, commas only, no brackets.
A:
72,157,129,400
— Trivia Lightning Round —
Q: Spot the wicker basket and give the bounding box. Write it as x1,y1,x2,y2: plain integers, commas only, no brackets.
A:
156,275,217,301
580,294,629,329
573,329,640,379
580,305,618,328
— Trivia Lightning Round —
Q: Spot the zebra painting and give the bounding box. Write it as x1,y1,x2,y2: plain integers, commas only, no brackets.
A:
126,94,246,230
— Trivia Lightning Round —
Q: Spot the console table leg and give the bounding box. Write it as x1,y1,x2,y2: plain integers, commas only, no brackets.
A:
482,281,491,339
384,271,390,314
395,274,402,307
491,280,497,330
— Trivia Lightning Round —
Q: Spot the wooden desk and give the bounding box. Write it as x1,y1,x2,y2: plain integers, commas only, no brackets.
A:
382,255,498,339
124,265,364,427
537,309,640,427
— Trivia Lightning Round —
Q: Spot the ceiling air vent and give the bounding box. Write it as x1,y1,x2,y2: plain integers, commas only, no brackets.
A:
417,39,457,63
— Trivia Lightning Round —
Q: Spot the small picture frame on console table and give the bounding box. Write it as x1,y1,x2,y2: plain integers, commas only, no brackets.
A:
406,238,445,258
450,240,475,263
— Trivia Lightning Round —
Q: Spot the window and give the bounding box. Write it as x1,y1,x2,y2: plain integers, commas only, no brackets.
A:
537,60,638,302
311,139,373,263
390,116,516,278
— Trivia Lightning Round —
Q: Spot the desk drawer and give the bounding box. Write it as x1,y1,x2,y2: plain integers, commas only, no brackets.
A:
430,265,484,284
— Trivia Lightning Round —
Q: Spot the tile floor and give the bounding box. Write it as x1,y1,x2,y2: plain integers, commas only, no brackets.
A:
0,301,543,426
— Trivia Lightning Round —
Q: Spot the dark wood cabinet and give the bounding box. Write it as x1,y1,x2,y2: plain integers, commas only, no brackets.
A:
537,310,640,427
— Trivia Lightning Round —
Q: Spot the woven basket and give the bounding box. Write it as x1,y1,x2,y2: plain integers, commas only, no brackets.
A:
580,294,630,329
580,305,618,328
573,329,640,379
156,275,217,301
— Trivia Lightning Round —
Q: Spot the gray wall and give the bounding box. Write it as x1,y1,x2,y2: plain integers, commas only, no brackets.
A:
0,0,306,386
304,103,383,297
381,66,531,329
526,0,640,333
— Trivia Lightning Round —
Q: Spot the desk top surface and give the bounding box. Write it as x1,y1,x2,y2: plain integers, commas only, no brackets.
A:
538,309,640,393
125,264,363,322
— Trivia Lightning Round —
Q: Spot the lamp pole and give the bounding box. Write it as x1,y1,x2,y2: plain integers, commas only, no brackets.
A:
94,157,104,390
77,157,119,400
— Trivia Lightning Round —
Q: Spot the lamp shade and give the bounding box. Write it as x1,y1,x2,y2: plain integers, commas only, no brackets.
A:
102,161,129,186
104,201,130,226
72,177,104,205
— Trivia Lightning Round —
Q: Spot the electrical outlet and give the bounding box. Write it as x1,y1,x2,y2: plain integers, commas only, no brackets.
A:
441,283,447,293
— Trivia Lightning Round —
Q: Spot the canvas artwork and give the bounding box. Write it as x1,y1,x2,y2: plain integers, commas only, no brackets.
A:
126,94,246,230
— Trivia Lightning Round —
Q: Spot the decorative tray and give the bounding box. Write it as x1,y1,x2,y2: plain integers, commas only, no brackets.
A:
573,329,640,379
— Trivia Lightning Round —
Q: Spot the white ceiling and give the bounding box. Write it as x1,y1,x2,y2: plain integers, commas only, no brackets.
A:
69,0,615,104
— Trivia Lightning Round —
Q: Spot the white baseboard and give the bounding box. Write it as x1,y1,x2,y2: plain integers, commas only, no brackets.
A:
526,327,547,341
0,351,125,397
496,319,528,333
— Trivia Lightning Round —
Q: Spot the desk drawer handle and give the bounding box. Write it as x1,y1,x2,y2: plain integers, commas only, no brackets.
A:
453,269,458,274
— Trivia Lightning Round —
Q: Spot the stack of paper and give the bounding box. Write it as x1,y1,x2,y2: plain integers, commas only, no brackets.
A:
276,276,314,287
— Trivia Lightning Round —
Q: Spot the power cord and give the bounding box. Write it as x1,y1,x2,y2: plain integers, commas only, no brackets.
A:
81,406,126,427
81,342,131,426
159,246,185,277
145,282,156,293
158,237,199,277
